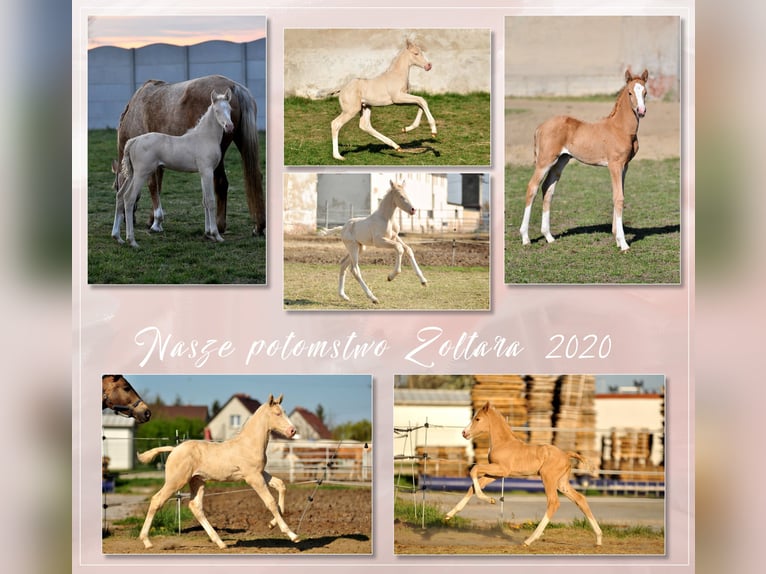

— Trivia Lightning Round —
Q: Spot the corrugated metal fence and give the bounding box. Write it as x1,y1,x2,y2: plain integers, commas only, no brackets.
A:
88,39,266,130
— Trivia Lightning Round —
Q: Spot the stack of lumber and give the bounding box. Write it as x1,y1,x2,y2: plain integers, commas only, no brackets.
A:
525,375,557,445
416,446,469,478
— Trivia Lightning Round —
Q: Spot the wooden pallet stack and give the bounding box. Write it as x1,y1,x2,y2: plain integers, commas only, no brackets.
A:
606,427,663,481
525,375,557,445
416,446,469,478
471,375,528,463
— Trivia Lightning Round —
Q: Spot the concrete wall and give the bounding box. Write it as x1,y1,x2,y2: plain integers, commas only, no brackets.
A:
505,16,680,99
283,173,319,234
88,39,266,129
284,29,491,97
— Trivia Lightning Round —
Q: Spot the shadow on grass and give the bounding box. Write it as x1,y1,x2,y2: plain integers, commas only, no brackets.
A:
340,137,440,159
525,222,680,246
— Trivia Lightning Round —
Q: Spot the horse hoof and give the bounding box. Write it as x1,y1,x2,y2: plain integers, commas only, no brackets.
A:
333,154,346,161
421,280,428,287
371,298,379,305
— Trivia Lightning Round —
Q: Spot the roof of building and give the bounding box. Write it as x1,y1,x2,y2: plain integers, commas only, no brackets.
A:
291,406,333,439
394,388,471,406
152,405,209,421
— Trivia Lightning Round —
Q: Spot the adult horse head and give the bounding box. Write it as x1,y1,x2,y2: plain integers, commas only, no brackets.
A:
102,375,151,423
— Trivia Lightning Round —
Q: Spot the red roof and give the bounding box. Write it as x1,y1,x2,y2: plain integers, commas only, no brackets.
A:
152,405,209,421
292,406,333,439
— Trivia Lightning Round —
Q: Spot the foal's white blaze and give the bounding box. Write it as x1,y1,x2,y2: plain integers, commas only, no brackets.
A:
633,83,647,117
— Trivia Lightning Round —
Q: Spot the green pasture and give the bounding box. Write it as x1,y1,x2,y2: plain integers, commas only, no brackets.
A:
284,93,491,166
505,158,681,284
87,129,266,284
283,263,490,311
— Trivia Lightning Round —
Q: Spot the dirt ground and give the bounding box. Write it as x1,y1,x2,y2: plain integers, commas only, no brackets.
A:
394,521,664,555
283,234,490,267
506,98,680,165
102,485,372,555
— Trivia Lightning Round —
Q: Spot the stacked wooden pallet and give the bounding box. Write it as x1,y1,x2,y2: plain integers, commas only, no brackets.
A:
416,446,469,478
525,375,557,445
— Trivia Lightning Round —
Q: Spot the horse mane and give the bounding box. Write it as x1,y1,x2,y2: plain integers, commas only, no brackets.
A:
606,83,630,119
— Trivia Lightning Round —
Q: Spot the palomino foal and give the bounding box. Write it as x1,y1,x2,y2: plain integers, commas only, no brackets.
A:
331,39,437,160
445,402,602,547
112,89,234,248
324,180,428,304
519,69,649,251
137,394,299,550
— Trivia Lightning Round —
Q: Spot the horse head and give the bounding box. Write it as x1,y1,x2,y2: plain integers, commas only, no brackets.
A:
405,39,432,72
267,393,297,438
210,88,235,133
462,401,492,439
625,68,648,118
102,375,152,423
389,180,417,215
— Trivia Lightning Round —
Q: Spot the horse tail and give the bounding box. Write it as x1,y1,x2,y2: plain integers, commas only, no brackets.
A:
317,225,344,236
232,82,265,236
137,446,174,464
120,139,135,184
567,451,594,472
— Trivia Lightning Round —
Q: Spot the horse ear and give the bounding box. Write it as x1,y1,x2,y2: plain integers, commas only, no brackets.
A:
224,87,232,101
210,89,217,103
481,401,490,412
275,394,283,405
625,69,632,83
641,69,649,82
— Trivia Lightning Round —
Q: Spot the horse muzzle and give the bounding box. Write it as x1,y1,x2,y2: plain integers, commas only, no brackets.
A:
224,122,235,133
409,208,416,215
637,106,646,118
424,63,432,72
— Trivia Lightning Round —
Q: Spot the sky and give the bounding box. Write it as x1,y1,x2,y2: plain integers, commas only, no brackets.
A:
122,374,372,426
87,15,267,50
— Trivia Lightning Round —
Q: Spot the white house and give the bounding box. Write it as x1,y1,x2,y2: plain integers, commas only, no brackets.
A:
101,412,136,471
205,393,263,441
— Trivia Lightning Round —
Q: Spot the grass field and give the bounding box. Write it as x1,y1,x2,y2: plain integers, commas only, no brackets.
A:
505,158,681,284
284,93,490,166
283,262,490,311
87,129,267,284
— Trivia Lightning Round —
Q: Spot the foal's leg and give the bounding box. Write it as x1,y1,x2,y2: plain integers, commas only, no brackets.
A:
520,162,552,245
244,472,300,542
111,181,128,244
124,175,147,248
558,478,603,545
345,240,379,304
147,167,165,233
187,476,227,549
523,475,561,546
396,236,428,286
445,476,496,520
263,471,287,530
358,106,402,152
330,95,361,160
609,162,630,251
200,170,223,242
394,93,437,137
539,154,570,243
339,253,352,301
139,480,182,549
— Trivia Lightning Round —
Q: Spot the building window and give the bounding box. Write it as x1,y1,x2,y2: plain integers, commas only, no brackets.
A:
230,414,241,428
